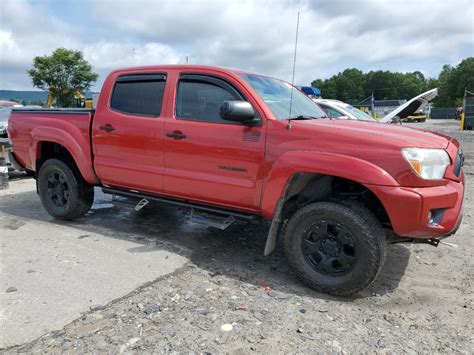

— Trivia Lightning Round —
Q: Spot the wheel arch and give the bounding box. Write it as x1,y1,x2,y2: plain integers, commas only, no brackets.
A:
32,129,98,185
260,150,398,219
262,152,397,255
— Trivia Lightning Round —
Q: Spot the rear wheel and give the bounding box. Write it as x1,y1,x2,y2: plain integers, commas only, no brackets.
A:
38,159,94,220
283,201,386,296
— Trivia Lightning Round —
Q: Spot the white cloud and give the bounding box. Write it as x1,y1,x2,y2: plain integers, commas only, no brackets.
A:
83,42,180,70
0,0,473,90
85,0,474,84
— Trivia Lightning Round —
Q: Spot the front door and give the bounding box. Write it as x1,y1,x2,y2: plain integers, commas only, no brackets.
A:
92,73,167,194
163,74,266,211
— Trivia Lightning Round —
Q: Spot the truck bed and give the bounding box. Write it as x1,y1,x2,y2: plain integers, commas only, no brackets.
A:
8,108,95,177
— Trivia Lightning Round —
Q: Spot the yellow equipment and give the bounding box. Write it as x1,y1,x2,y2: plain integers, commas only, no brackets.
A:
405,113,427,122
44,90,93,108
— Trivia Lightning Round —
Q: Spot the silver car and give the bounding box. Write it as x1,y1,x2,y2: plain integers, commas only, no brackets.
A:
0,107,12,139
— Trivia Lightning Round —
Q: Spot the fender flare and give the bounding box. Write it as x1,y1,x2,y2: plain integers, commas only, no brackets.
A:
31,126,99,185
261,150,399,255
261,150,398,218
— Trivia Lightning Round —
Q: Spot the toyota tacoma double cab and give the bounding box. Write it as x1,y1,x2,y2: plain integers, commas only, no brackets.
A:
8,65,465,296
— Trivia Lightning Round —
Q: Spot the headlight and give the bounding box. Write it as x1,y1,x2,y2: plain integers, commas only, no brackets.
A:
401,148,450,180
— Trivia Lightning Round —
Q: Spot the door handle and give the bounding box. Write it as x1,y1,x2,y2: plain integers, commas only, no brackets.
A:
166,132,187,139
99,124,115,132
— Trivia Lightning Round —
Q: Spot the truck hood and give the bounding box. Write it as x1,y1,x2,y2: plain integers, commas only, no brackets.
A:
296,118,450,149
380,88,438,123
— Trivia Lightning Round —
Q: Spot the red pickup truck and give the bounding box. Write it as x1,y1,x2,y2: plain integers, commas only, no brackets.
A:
8,65,465,296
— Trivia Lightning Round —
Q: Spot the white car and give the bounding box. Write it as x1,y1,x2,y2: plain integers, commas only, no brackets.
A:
313,99,376,121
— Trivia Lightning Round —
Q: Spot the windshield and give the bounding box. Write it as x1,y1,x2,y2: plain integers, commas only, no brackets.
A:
241,74,327,120
341,104,375,121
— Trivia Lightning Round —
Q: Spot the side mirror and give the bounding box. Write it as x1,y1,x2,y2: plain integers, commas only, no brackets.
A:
219,101,255,123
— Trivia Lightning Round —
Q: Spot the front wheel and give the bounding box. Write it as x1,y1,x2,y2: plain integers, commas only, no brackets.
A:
38,159,94,220
283,201,386,296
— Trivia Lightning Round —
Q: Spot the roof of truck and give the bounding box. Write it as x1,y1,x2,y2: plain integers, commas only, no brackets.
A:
110,64,261,76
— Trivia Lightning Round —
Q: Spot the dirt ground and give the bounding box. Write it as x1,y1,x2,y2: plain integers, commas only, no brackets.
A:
2,119,473,353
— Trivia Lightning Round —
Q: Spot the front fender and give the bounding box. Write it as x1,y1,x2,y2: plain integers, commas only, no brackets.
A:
31,126,99,184
260,150,398,218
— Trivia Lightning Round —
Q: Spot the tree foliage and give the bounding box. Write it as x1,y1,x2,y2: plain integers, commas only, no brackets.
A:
311,69,427,102
435,58,474,106
27,48,98,107
310,57,473,107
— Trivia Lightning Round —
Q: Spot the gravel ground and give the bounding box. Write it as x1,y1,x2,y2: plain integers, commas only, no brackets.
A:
2,119,473,353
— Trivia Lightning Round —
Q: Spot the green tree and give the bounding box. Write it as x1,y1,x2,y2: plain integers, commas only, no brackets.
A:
365,70,399,99
435,64,455,106
397,71,427,99
434,58,474,106
335,68,366,102
27,48,98,107
449,57,474,105
426,77,439,90
311,56,473,106
312,68,365,101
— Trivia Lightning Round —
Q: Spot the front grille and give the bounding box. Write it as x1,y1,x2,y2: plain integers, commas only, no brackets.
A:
453,149,464,177
0,129,7,138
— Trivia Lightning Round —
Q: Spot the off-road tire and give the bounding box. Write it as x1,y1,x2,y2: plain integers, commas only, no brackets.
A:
38,158,94,220
283,201,386,296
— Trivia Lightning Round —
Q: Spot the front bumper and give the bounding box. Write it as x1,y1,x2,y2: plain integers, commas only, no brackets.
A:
369,173,465,239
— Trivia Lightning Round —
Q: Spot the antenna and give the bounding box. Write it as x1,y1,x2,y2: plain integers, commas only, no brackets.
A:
287,11,300,130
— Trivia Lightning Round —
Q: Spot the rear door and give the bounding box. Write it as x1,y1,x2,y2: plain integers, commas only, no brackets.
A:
162,73,266,211
92,73,167,193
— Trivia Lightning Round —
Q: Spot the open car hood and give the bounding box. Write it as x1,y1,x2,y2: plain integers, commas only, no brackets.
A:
380,88,438,123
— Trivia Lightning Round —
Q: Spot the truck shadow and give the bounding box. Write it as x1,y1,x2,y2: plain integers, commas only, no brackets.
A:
7,171,31,181
0,189,410,300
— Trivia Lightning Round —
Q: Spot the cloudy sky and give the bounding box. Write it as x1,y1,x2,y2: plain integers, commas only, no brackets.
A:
1,0,473,91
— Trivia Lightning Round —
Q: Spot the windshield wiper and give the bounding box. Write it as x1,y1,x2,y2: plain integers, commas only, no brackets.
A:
289,115,321,120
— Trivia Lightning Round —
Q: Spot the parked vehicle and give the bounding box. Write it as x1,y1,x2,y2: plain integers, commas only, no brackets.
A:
1,105,41,171
313,99,376,121
0,107,11,139
45,90,94,108
380,88,438,123
8,65,464,296
405,112,428,122
1,105,42,138
1,106,20,170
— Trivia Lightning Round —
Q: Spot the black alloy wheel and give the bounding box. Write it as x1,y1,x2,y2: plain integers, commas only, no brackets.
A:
283,201,386,296
302,220,357,276
47,170,70,207
38,158,94,220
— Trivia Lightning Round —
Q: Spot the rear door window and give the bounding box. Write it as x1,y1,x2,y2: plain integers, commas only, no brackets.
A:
110,74,166,116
